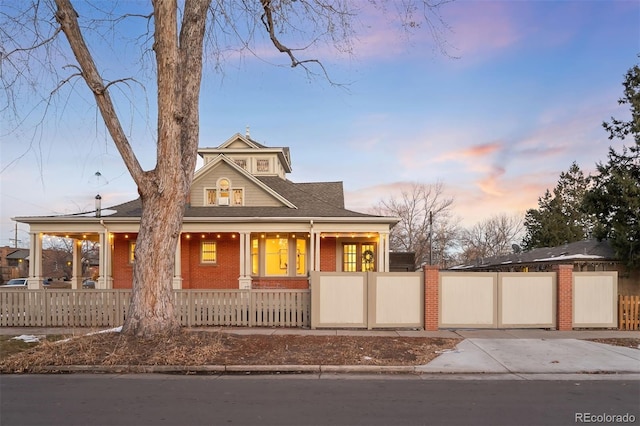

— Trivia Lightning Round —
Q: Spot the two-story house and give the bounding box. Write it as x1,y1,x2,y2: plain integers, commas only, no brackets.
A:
14,132,399,289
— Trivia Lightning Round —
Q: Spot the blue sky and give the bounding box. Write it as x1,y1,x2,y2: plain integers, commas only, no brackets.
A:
1,0,638,247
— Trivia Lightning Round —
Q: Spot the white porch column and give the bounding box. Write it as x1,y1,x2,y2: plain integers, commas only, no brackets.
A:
379,232,389,272
98,231,113,289
314,233,322,272
71,240,82,289
238,232,252,289
172,238,183,289
309,229,316,272
28,232,43,289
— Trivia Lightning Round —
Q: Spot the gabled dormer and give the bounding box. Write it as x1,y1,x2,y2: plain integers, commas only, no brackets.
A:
190,132,297,208
197,132,292,179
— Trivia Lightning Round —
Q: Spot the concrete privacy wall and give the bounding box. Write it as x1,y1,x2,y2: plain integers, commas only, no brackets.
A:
439,272,497,328
438,272,556,329
311,272,367,328
573,271,618,328
369,273,423,328
499,273,556,328
310,271,423,329
427,265,618,330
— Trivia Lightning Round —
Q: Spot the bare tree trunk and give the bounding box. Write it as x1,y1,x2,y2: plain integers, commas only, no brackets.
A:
123,187,184,336
55,0,209,337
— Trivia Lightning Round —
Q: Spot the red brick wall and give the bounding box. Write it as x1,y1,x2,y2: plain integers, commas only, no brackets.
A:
554,264,574,331
112,234,135,289
423,265,440,331
320,237,337,272
112,233,312,290
251,278,309,289
181,236,240,289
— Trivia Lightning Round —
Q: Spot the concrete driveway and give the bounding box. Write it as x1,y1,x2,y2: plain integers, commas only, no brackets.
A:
418,338,640,374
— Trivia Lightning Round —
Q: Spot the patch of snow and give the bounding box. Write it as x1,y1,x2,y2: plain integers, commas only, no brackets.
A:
533,254,604,262
88,326,122,336
12,335,42,343
56,326,122,344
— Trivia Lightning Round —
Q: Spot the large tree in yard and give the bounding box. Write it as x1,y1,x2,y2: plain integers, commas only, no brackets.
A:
1,0,451,336
583,62,640,270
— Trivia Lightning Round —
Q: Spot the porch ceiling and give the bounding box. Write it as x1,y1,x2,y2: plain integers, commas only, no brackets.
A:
44,232,100,242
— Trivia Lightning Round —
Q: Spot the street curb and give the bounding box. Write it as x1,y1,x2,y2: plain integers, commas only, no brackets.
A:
29,364,413,374
14,365,640,376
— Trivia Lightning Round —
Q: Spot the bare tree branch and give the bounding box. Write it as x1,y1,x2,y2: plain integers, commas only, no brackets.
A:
53,0,145,186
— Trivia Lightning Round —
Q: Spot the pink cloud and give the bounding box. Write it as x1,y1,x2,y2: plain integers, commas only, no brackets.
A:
434,141,502,163
476,165,506,196
443,1,523,58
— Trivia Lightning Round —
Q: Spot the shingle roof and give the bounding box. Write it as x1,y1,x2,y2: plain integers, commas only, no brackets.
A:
108,178,387,221
451,239,616,270
5,249,29,260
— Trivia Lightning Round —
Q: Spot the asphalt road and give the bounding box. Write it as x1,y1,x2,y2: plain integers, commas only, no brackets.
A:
1,375,638,426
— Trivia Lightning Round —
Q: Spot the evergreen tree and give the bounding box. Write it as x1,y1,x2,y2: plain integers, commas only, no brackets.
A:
522,163,592,250
584,63,640,269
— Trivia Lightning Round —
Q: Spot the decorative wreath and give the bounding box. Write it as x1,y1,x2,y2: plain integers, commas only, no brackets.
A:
363,250,375,263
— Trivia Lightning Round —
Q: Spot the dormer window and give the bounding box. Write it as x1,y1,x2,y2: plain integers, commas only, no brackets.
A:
206,189,217,205
256,159,270,173
234,158,247,170
204,178,243,206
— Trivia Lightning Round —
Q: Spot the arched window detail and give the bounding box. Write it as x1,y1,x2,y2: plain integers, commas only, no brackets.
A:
217,178,231,206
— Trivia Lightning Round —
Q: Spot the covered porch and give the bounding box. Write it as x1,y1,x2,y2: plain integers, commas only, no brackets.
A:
21,220,391,290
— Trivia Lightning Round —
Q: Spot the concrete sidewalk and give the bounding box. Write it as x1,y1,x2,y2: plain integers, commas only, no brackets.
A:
2,327,639,376
417,338,640,374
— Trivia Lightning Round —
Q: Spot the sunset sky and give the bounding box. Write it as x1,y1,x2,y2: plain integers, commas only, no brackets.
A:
1,0,638,247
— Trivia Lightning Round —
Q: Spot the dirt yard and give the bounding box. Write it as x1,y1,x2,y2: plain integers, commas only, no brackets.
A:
0,331,461,373
1,331,637,374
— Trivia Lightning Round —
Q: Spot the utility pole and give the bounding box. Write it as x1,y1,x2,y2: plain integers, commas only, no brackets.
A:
8,223,21,248
429,211,433,266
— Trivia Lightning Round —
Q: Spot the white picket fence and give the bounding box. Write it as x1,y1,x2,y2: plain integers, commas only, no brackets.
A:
0,289,310,328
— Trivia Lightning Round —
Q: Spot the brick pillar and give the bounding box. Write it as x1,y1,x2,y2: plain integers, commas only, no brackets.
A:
424,265,440,331
554,264,574,331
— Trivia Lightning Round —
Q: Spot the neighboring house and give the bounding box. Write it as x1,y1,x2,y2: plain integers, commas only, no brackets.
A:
13,132,399,290
389,252,416,272
450,239,639,295
0,247,29,283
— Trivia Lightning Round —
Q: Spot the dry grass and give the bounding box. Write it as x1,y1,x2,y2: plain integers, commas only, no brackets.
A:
0,330,460,373
587,338,640,350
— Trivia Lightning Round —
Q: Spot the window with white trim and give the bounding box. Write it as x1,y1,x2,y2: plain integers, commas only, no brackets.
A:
201,241,217,264
266,236,288,276
232,189,244,206
256,159,270,173
342,243,376,272
129,242,136,264
233,158,247,170
205,188,216,205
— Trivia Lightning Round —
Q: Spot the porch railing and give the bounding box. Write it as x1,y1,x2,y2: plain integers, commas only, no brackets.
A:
0,289,310,328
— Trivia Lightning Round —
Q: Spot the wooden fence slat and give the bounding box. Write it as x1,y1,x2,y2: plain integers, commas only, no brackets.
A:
618,295,640,330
